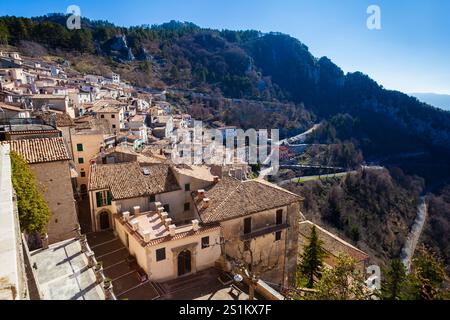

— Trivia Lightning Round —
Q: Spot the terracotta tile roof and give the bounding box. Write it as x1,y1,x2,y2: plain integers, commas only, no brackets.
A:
298,221,369,263
36,112,75,127
88,162,181,200
90,99,126,113
195,177,303,223
6,130,61,136
3,137,70,164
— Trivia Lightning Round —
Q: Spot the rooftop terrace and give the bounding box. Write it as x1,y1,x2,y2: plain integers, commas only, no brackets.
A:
119,204,219,247
30,238,105,300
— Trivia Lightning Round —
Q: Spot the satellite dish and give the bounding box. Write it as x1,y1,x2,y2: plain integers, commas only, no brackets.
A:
234,274,243,283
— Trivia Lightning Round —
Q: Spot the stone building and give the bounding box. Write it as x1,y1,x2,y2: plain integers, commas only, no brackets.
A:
193,177,304,288
34,111,76,157
114,211,222,282
87,162,215,232
3,138,79,244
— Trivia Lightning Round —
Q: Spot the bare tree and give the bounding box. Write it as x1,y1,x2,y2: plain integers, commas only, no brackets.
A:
227,238,280,300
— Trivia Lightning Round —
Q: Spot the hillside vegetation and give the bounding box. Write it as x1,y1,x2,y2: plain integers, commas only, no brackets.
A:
286,168,425,267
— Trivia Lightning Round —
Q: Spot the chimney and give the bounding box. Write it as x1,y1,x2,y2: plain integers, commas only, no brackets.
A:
157,207,165,216
169,225,176,237
161,212,169,221
164,218,173,228
130,220,139,231
122,211,130,222
198,189,205,201
155,202,162,208
202,198,211,210
133,206,141,216
142,231,151,243
192,220,200,232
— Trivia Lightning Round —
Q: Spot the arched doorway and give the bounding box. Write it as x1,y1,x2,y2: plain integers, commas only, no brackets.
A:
99,211,110,230
177,250,192,277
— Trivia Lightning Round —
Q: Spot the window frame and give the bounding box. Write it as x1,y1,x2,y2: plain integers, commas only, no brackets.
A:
95,190,112,208
156,248,166,262
201,236,210,249
244,217,252,234
275,231,282,242
276,209,283,225
77,143,83,152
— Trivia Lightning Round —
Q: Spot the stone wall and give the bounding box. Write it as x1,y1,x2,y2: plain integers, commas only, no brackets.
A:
31,161,78,244
285,202,301,286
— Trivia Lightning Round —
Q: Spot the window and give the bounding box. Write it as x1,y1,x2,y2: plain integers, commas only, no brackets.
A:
149,194,156,203
201,236,210,249
112,124,116,129
185,183,191,191
95,191,112,208
78,157,84,164
100,114,105,119
77,144,83,152
184,202,190,211
80,170,86,178
111,114,115,119
156,248,166,262
275,231,282,242
244,217,252,234
163,204,170,213
276,210,283,225
244,240,251,251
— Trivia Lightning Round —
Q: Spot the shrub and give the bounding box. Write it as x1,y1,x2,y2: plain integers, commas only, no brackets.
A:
10,151,50,234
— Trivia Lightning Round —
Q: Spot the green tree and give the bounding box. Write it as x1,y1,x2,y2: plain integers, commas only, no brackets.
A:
170,65,179,79
0,21,9,45
312,254,371,300
381,259,408,300
69,29,95,53
298,225,326,288
10,152,50,234
410,246,448,300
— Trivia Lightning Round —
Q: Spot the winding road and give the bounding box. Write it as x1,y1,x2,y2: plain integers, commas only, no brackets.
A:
401,196,428,273
259,124,321,179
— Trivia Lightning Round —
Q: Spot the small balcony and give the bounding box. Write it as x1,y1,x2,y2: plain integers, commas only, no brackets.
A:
240,223,289,241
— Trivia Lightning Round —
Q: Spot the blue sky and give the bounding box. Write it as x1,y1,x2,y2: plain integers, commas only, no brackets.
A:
1,0,449,94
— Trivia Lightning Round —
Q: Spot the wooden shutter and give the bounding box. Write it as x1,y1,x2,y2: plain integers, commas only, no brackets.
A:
96,192,102,207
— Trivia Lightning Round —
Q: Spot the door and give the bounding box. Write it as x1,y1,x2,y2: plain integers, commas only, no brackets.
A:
99,212,110,230
177,250,192,276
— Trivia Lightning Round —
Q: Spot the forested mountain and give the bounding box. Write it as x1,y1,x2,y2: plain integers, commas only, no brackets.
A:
2,14,450,161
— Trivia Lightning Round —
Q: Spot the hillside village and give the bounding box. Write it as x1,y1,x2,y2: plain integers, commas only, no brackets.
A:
0,49,379,300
